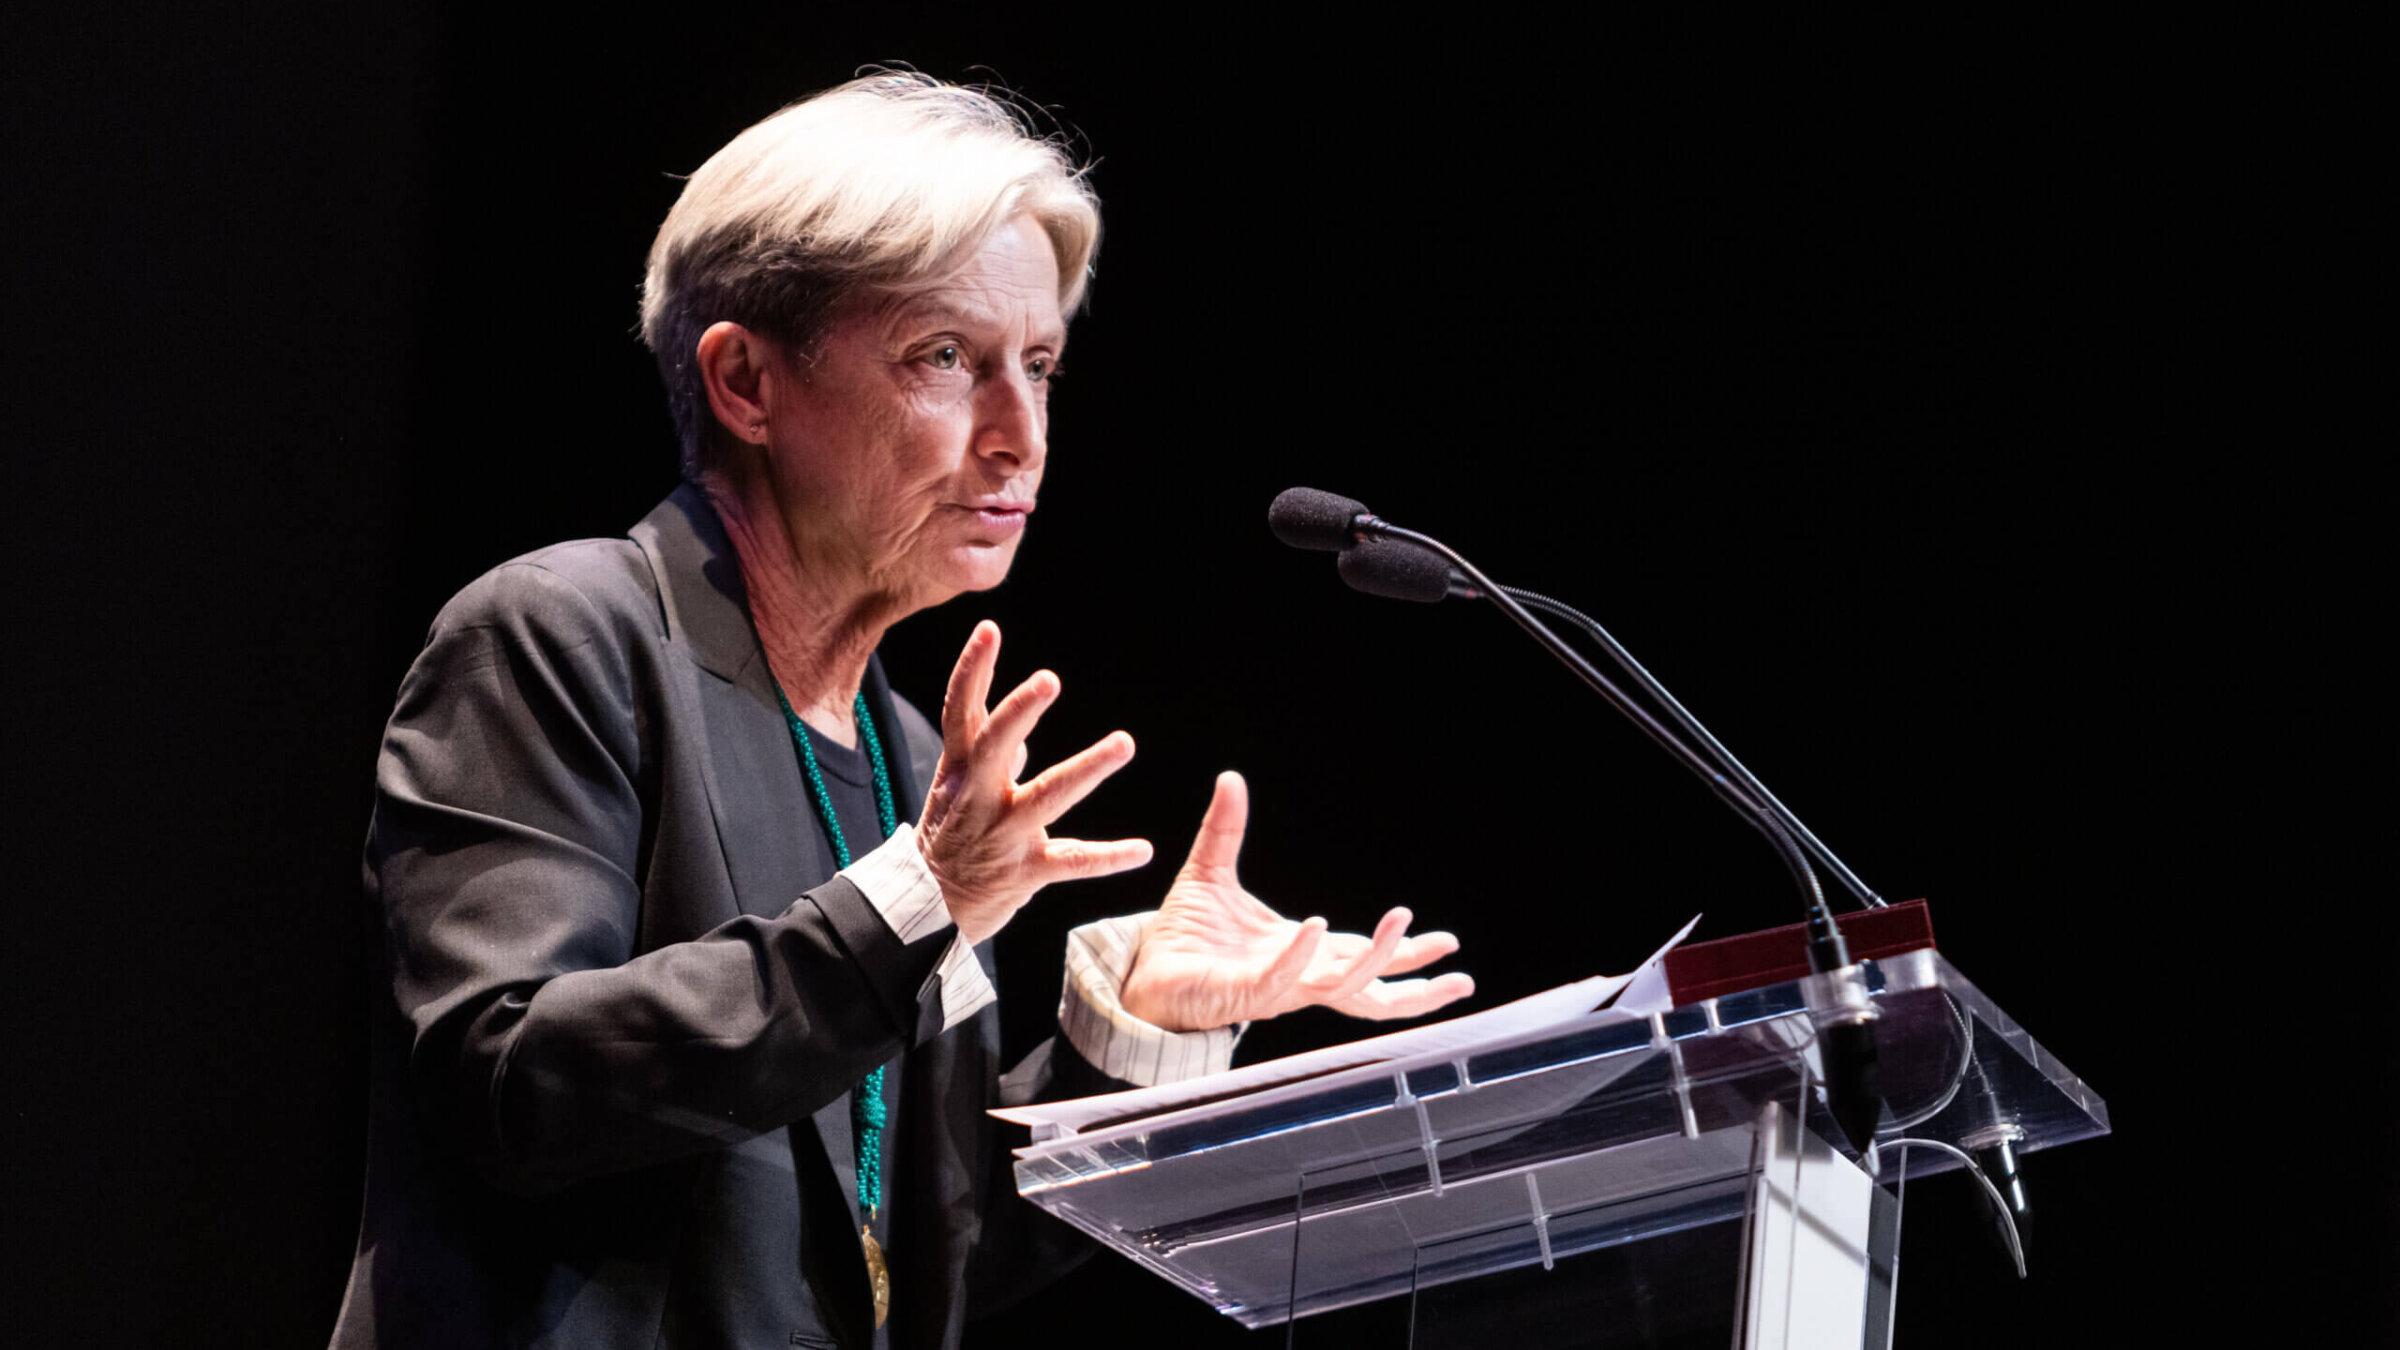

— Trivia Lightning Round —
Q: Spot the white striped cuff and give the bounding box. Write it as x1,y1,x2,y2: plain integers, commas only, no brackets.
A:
1058,913,1243,1087
840,824,995,1034
842,823,951,943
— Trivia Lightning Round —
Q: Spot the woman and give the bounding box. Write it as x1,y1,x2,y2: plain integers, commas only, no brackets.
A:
329,73,1470,1350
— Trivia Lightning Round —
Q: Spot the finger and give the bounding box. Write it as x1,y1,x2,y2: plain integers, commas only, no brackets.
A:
1011,741,1029,783
977,669,1061,775
1180,770,1250,876
1256,917,1329,1013
1376,930,1461,977
1034,836,1155,881
1338,971,1477,1020
941,621,1001,755
1020,732,1136,825
1309,906,1411,1007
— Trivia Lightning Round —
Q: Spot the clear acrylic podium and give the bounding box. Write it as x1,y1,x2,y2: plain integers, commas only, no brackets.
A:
1012,946,2108,1347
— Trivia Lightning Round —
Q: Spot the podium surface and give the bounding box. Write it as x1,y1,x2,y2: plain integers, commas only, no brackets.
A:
1012,947,2106,1338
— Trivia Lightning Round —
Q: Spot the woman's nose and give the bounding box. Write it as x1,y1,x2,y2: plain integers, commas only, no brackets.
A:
972,369,1046,473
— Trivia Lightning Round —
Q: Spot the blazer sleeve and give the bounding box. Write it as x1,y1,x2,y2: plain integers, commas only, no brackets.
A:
368,559,945,1196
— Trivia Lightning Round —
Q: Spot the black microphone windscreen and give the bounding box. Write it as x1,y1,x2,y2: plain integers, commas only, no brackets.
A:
1268,487,1369,551
1337,537,1454,604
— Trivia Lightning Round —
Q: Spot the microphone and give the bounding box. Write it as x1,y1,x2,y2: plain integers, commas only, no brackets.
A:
1267,487,1380,552
1336,537,1480,603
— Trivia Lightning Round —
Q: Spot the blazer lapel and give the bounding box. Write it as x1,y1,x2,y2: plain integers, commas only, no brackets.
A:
632,485,875,1338
631,484,835,918
697,673,830,921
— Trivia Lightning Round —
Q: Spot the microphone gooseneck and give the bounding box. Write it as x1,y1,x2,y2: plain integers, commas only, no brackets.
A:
1369,520,1834,927
1321,527,1885,914
1498,586,1887,911
1279,489,1886,1156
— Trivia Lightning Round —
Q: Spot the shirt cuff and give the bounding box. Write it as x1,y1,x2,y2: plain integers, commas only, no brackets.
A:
1058,912,1244,1087
840,823,994,1034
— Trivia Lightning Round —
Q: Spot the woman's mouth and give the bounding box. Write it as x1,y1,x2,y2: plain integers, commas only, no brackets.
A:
968,506,1028,537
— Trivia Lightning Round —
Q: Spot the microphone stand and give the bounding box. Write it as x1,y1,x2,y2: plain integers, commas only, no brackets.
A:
1355,517,1885,1155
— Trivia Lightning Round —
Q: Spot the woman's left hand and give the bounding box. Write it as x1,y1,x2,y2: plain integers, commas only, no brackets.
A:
1119,771,1474,1033
917,621,1153,945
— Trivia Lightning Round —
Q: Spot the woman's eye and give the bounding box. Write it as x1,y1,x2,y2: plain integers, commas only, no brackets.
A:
925,345,962,371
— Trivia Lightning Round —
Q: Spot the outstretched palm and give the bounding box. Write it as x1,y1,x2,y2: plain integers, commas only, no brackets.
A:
1120,772,1475,1033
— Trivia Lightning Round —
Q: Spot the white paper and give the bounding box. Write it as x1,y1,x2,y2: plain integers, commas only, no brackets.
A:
993,914,1700,1141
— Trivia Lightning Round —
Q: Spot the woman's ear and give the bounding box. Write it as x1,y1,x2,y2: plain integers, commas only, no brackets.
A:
695,321,779,447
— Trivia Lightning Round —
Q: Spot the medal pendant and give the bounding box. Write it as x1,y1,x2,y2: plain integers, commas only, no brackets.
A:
862,1224,890,1328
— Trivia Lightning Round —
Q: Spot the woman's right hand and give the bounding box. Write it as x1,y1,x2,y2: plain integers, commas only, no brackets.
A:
914,621,1152,945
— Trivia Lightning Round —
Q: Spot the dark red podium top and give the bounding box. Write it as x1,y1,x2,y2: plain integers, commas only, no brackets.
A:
1664,899,1936,1005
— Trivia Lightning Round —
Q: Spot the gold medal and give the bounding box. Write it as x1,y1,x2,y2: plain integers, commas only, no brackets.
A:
862,1224,890,1328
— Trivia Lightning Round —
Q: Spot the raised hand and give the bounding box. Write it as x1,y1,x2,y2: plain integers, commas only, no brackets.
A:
916,622,1152,944
1119,771,1474,1033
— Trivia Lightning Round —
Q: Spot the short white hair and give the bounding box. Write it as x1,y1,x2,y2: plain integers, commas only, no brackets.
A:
639,72,1101,477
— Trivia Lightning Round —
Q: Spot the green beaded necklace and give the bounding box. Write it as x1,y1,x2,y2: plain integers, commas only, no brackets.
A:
774,682,900,1324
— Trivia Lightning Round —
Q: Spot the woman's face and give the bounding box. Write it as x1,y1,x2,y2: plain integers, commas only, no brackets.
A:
765,213,1065,610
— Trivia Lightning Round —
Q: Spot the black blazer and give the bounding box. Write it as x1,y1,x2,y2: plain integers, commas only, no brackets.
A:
330,485,1113,1349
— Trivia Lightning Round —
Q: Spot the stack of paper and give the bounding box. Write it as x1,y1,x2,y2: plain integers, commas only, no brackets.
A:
994,915,1699,1144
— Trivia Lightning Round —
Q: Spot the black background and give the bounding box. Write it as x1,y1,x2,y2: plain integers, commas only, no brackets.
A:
4,5,2385,1347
